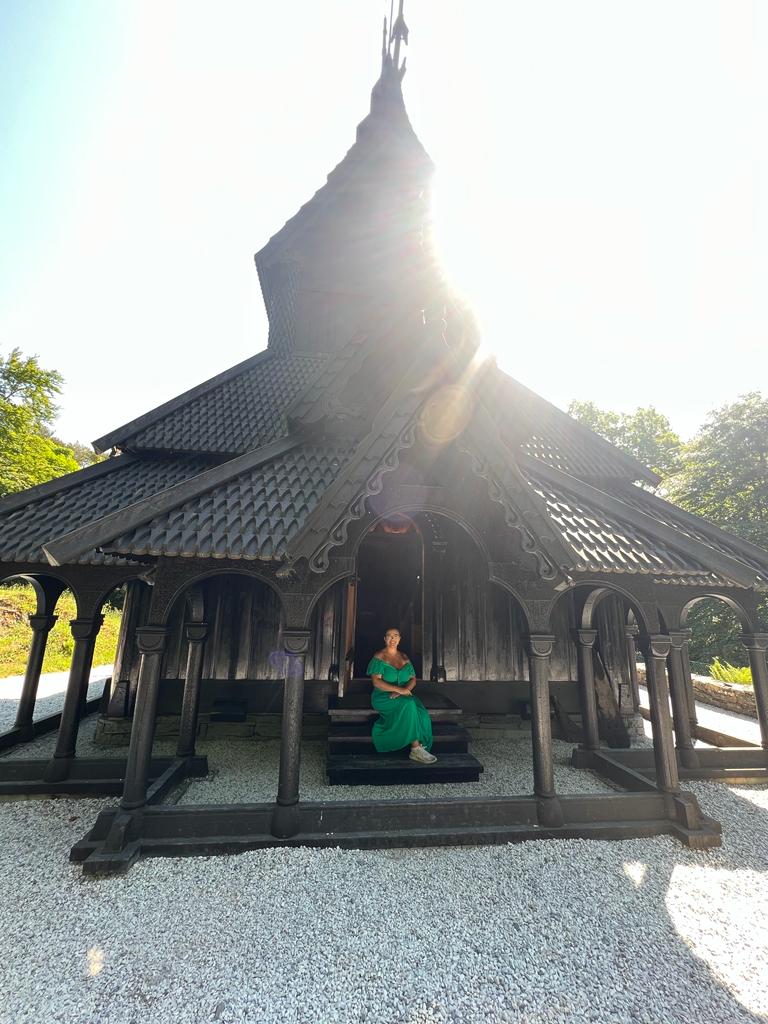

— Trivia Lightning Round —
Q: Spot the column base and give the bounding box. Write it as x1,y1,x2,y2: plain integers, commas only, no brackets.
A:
536,794,564,828
42,755,73,783
678,746,700,770
271,800,301,839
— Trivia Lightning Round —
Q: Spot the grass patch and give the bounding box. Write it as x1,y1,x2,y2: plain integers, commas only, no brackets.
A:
709,657,753,687
0,584,122,677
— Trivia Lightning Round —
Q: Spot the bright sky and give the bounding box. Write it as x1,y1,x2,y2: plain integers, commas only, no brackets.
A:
1,1,765,447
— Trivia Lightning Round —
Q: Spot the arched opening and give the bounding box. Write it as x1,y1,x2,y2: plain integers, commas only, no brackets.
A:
353,514,423,677
681,596,751,678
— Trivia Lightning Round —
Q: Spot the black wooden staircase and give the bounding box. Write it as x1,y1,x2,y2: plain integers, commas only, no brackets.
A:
326,692,484,785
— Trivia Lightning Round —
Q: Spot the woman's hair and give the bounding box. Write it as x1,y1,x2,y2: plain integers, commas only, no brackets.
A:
384,627,401,637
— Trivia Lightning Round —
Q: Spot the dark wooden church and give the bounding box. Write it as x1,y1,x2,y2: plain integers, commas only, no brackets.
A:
2,6,767,872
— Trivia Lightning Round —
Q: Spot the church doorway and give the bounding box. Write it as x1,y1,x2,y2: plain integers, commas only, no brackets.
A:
353,515,423,678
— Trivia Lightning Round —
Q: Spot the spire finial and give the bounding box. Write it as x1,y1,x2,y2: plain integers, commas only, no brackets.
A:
391,0,409,76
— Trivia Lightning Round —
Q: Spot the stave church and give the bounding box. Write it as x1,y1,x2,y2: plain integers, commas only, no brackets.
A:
1,4,768,872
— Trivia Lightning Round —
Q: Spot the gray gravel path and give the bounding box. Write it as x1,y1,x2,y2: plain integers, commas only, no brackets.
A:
1,684,767,1023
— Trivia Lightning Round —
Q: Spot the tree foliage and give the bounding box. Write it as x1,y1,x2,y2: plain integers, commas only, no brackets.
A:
567,400,683,478
669,392,768,550
0,348,80,496
569,391,768,667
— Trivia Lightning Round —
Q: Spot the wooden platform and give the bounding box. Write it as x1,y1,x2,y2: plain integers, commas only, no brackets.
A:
326,693,483,785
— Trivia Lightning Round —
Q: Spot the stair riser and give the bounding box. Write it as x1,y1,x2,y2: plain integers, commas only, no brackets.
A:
327,768,483,786
328,739,469,755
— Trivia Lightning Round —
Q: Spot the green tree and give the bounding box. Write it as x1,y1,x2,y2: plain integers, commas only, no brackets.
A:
669,392,768,550
0,348,80,496
57,439,104,469
567,400,682,478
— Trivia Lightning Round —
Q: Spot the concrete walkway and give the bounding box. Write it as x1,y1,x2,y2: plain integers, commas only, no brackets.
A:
0,666,112,734
639,685,761,746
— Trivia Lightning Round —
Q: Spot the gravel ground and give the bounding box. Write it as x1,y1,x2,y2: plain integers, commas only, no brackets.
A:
0,665,112,733
1,688,767,1023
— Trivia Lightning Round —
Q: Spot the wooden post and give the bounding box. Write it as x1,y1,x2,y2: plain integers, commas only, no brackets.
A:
740,633,768,750
120,626,169,810
527,634,563,827
624,625,641,712
106,580,143,718
176,622,208,758
272,628,311,838
667,632,699,768
680,628,698,728
640,635,680,794
43,616,104,782
14,613,57,739
573,628,600,751
429,540,447,682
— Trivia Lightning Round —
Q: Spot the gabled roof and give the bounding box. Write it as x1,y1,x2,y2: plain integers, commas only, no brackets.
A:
93,351,327,455
105,443,354,561
521,457,767,589
0,453,215,566
489,369,660,487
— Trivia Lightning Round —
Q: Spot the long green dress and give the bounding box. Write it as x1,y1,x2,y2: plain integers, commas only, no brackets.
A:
366,656,433,753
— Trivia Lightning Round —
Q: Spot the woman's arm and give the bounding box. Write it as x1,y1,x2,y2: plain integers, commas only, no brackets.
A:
371,674,409,695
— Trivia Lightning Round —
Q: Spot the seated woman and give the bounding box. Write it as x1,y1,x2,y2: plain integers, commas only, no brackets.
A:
366,628,437,764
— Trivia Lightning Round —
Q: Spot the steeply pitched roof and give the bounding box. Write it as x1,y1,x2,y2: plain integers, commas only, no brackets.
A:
0,453,215,565
94,351,327,455
104,443,354,561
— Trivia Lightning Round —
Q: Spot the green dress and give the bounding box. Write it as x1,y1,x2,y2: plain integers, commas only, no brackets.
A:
366,656,433,753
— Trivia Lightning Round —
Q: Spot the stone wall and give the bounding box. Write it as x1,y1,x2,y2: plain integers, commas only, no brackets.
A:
637,665,757,718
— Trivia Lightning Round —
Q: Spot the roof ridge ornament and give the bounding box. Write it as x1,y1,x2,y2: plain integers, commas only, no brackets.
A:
382,0,409,80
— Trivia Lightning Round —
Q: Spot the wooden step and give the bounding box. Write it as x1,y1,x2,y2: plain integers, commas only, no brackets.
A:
326,751,484,786
328,722,471,755
328,692,463,724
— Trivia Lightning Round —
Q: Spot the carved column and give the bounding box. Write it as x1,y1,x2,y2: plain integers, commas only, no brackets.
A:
43,616,104,782
429,540,447,682
624,625,641,712
13,613,57,739
272,629,311,838
680,628,697,728
740,634,768,750
639,635,680,794
667,632,699,768
573,629,599,751
120,626,169,810
527,635,564,827
176,622,208,758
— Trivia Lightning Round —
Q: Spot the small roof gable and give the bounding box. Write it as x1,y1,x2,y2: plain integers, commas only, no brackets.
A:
104,443,354,562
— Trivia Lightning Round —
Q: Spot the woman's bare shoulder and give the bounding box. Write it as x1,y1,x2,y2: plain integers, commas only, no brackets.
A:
372,648,387,660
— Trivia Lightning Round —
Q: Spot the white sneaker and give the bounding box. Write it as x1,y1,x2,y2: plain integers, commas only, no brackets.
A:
409,745,437,765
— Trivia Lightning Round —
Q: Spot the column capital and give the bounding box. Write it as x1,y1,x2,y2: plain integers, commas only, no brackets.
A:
184,622,209,644
69,616,104,641
572,628,597,648
641,633,671,659
527,634,555,659
283,628,311,656
740,633,768,653
136,625,169,655
28,613,57,634
667,631,688,651
624,624,640,639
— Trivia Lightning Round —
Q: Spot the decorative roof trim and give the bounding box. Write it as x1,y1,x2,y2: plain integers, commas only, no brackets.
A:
520,455,761,589
0,453,138,515
42,437,300,567
92,349,288,452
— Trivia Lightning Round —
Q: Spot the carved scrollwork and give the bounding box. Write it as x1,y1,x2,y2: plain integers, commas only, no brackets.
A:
459,444,558,581
307,418,419,573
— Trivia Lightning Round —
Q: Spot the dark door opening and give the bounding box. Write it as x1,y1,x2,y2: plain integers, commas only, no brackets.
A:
353,520,423,677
